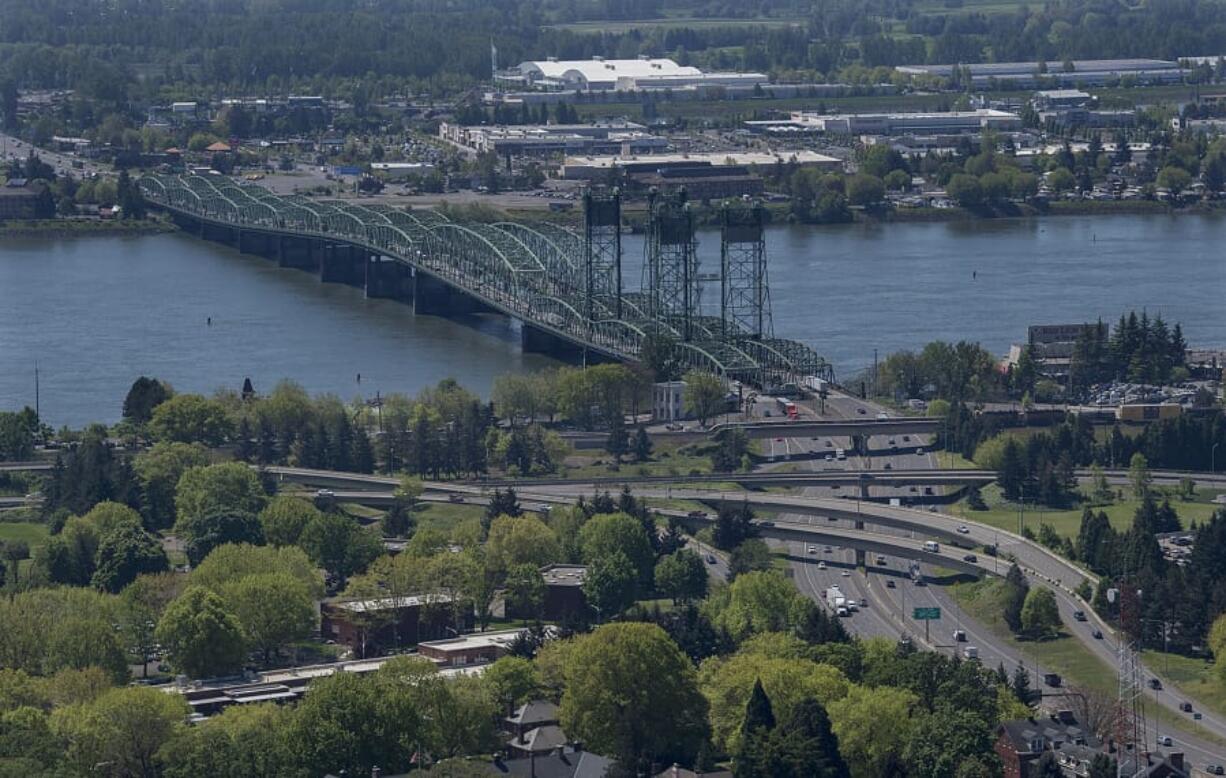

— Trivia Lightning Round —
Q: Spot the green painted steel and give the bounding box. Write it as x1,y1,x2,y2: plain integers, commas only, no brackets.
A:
139,174,835,384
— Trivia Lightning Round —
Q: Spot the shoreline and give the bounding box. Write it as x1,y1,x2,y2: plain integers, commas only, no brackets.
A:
0,218,175,238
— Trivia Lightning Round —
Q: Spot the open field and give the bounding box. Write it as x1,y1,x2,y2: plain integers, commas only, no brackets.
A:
951,484,1223,540
547,16,807,33
0,520,49,548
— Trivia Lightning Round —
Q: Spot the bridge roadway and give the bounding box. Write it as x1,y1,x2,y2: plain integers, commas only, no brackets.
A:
709,416,941,441
137,174,833,384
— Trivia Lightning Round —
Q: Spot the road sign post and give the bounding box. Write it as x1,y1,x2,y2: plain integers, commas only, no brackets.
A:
913,607,941,643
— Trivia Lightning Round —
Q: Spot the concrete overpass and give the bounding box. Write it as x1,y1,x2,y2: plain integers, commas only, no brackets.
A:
0,461,53,474
316,488,992,578
709,417,941,444
456,468,997,493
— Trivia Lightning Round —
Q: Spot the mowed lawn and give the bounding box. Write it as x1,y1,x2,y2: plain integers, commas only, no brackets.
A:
951,484,1223,540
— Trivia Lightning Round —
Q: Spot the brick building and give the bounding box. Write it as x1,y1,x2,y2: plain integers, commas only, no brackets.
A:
0,179,52,221
320,595,461,655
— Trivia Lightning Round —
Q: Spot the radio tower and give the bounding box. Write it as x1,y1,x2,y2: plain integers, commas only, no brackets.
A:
1111,582,1148,778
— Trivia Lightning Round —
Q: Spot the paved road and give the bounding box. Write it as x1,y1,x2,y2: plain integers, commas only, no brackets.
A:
1,132,109,179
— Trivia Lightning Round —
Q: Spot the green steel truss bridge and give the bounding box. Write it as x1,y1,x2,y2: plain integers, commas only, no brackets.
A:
139,174,833,385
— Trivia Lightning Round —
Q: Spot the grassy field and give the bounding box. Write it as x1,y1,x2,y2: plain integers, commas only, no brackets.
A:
950,578,1117,694
953,580,1226,746
414,502,487,534
1142,649,1226,721
547,16,806,33
562,437,716,480
950,484,1223,540
0,520,49,548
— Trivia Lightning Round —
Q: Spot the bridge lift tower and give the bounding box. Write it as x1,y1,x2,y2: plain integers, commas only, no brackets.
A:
720,200,771,341
644,188,699,341
583,188,623,321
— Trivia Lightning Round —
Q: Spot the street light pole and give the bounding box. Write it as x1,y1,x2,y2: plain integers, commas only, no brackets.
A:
1213,442,1220,473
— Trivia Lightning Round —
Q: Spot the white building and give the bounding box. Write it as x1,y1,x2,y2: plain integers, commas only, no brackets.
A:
788,109,1022,135
560,150,841,180
653,381,688,422
500,56,766,92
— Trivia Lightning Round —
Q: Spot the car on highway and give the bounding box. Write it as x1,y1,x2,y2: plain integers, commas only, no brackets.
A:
825,440,833,447
447,494,464,503
899,635,912,648
806,545,817,554
840,570,850,577
856,408,866,415
915,448,924,455
1180,701,1193,712
883,463,892,469
859,598,867,607
902,435,910,442
314,489,335,499
962,554,978,563
885,579,896,588
836,606,850,617
824,546,833,552
963,646,979,660
817,561,827,570
1148,678,1163,690
888,438,895,445
1073,610,1087,621
877,412,889,420
706,554,717,564
687,510,708,519
953,629,966,642
825,454,834,461
1156,735,1173,747
1091,629,1103,639
1205,764,1224,776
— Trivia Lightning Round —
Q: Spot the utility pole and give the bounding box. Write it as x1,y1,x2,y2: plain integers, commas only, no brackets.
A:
34,362,40,422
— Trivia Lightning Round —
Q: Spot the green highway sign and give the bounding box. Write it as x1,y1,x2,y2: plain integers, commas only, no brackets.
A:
913,607,941,620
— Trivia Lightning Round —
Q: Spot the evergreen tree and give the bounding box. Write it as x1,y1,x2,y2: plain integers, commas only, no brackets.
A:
605,415,628,463
234,417,255,463
733,679,776,778
1011,663,1035,706
632,426,653,462
1003,563,1030,634
766,697,851,778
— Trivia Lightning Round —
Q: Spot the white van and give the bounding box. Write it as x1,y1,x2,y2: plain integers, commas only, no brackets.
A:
923,541,940,553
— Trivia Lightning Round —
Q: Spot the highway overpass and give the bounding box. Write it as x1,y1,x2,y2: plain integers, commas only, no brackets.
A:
709,417,941,441
455,468,997,491
318,488,992,578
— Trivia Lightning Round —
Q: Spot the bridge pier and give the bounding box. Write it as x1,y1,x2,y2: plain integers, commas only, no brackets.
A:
320,244,365,286
520,322,587,358
854,519,866,566
851,434,867,456
413,271,491,316
237,230,276,258
278,236,319,271
365,256,412,301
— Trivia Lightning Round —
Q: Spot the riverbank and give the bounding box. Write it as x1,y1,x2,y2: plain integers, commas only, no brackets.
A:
470,195,1216,231
0,218,175,238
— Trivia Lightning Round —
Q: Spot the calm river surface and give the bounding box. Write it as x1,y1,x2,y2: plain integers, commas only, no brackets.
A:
2,213,1224,427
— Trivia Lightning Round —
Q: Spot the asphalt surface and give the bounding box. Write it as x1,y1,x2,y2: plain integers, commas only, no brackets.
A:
768,390,1226,764
1,132,109,179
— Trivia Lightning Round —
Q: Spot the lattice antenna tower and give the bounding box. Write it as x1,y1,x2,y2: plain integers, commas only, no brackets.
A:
1110,582,1148,778
720,199,772,341
583,187,623,321
643,188,699,341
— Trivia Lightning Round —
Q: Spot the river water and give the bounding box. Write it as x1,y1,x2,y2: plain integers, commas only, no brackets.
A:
2,214,1224,427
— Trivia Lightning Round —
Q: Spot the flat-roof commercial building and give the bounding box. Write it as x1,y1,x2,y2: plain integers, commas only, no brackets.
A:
417,628,525,667
439,121,667,158
787,109,1022,135
561,150,841,180
0,179,52,221
897,58,1183,88
498,56,765,93
320,594,465,654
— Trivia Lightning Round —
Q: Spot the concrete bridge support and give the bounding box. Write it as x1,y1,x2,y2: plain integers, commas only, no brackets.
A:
320,244,366,286
237,230,277,259
854,518,866,567
413,271,492,316
521,323,587,358
851,434,868,457
365,256,413,301
277,236,319,271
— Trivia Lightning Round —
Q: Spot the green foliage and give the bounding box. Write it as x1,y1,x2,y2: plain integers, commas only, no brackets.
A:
90,522,169,593
654,549,709,604
728,538,773,578
0,409,39,462
257,495,321,548
149,394,233,446
579,512,654,585
485,514,561,572
155,586,247,679
174,463,266,565
122,376,171,424
50,686,188,778
189,543,322,599
133,442,210,531
683,371,726,426
1021,587,1062,640
160,703,299,778
222,572,316,662
298,513,381,584
560,623,709,770
583,550,638,619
